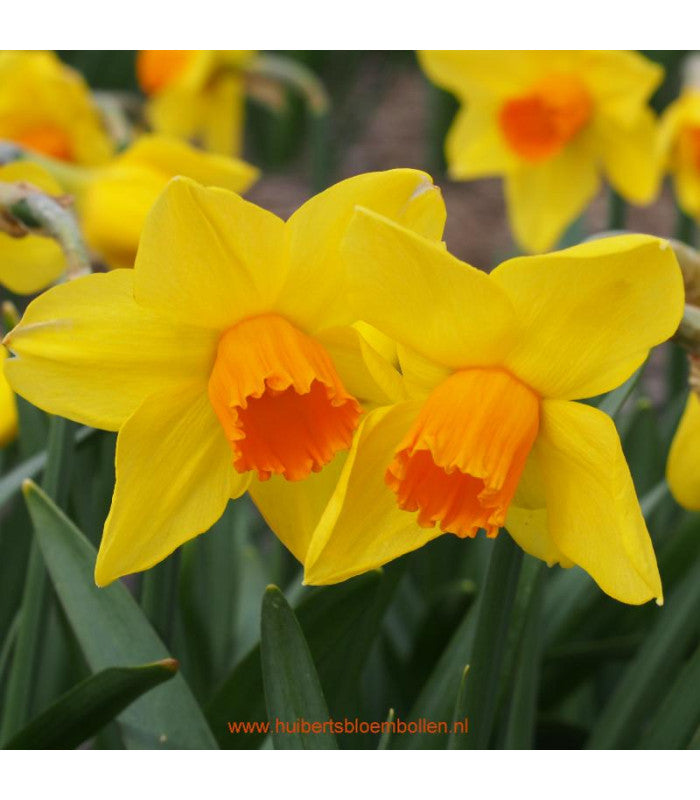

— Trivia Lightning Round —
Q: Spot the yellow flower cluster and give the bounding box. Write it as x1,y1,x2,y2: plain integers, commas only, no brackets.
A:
0,50,695,610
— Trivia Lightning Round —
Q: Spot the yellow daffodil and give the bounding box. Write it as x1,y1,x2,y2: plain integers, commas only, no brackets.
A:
667,384,700,510
659,89,700,220
4,169,445,586
137,51,256,156
418,51,663,253
0,348,18,447
0,160,67,294
76,134,259,268
303,211,684,605
0,51,113,166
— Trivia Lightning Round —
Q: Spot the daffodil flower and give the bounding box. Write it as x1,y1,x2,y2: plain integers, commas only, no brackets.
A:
304,210,683,605
0,160,68,295
77,134,259,268
418,51,663,253
4,170,445,586
0,51,113,165
659,89,700,220
137,51,256,156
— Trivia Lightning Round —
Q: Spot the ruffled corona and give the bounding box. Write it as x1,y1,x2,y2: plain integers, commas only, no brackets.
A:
208,314,362,482
499,74,593,162
137,50,195,95
386,368,540,538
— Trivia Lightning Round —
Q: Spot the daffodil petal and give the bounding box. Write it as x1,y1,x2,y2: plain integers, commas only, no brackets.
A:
595,109,661,204
418,50,541,99
95,383,246,586
491,234,684,400
317,325,405,407
278,169,446,333
4,270,217,431
397,343,451,400
117,134,258,192
249,452,346,563
134,177,287,329
537,399,662,605
304,402,443,585
504,138,600,253
0,349,18,447
667,391,700,511
446,104,518,179
506,449,571,567
343,207,517,369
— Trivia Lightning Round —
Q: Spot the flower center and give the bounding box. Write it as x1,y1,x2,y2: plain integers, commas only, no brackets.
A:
679,125,700,174
14,124,73,162
208,314,362,482
386,368,539,538
498,74,593,162
137,50,195,95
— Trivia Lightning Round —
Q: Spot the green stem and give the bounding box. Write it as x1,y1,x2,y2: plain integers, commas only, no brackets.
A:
0,416,74,743
675,208,696,248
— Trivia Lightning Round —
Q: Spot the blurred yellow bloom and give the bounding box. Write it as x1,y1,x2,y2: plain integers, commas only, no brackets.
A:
0,51,113,166
659,89,700,220
0,161,67,294
4,170,445,586
78,134,259,267
0,348,18,447
304,212,684,605
667,387,700,510
137,50,256,156
418,51,663,253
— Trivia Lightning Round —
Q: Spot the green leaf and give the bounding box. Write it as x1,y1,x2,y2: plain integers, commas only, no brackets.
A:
638,639,700,749
453,533,523,749
377,708,395,750
0,425,93,510
21,480,217,749
207,568,389,749
260,585,337,750
586,555,700,748
0,416,76,743
501,562,546,749
4,660,178,749
447,666,470,749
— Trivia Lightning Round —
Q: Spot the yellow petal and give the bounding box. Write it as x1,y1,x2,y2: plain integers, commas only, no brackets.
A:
506,449,572,568
304,402,443,585
594,109,661,204
0,349,18,447
80,136,258,269
249,452,346,563
95,383,247,586
667,391,700,511
491,234,684,400
504,137,600,253
277,169,446,333
317,325,405,407
133,177,287,329
200,73,246,155
418,51,541,99
445,104,518,180
115,134,258,192
581,50,663,126
537,399,662,605
343,207,517,369
0,161,66,294
4,270,217,431
396,343,451,400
